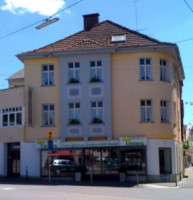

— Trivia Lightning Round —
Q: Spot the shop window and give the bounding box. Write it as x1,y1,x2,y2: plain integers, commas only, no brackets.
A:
41,150,82,177
84,148,119,176
159,148,172,174
120,149,146,174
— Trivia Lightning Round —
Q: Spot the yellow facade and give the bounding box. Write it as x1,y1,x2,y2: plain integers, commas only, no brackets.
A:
111,51,182,142
23,57,60,142
0,86,24,142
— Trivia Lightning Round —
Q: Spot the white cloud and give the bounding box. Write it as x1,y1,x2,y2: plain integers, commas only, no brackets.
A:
1,0,66,16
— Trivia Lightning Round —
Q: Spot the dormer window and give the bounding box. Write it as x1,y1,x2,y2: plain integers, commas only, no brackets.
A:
111,35,126,43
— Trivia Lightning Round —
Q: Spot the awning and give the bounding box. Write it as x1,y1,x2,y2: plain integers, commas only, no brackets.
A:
50,151,76,157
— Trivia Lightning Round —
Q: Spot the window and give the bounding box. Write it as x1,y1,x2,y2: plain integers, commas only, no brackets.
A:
160,59,169,81
159,148,172,174
90,61,102,82
42,104,55,126
2,107,23,127
69,102,80,124
68,62,80,83
42,65,54,86
160,100,169,123
139,58,152,80
111,35,126,42
140,100,153,122
91,101,103,123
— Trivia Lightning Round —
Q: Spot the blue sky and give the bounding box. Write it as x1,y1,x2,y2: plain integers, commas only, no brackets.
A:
0,0,193,124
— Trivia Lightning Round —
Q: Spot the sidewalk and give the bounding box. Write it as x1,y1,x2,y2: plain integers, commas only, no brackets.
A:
178,167,193,188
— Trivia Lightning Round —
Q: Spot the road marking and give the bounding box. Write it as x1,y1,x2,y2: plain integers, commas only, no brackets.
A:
1,187,16,191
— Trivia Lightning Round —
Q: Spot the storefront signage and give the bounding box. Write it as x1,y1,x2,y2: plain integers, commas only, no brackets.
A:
35,137,147,149
59,140,120,148
119,137,147,146
35,140,119,149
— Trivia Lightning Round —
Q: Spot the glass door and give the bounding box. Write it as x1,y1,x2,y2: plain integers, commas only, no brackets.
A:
7,143,20,177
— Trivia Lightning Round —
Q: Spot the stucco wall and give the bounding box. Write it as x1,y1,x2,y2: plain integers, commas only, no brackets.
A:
24,58,60,142
0,86,24,142
111,51,182,141
20,142,40,177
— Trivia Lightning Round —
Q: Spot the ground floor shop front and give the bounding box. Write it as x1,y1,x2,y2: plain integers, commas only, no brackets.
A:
0,137,183,182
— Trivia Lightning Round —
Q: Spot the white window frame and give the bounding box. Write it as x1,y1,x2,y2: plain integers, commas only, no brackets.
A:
91,101,103,122
42,64,55,86
90,61,102,82
160,100,169,123
42,104,55,126
1,107,23,127
140,100,153,122
68,102,80,123
68,62,80,83
160,59,169,81
139,58,152,81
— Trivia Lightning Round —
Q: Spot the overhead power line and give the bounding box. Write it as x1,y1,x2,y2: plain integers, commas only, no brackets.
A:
184,0,193,13
0,0,83,40
176,37,193,43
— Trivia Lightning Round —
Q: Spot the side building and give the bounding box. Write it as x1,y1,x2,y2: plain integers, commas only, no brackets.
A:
0,13,185,182
0,69,25,177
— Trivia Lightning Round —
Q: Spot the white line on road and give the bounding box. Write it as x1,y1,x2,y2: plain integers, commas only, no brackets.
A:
1,187,16,191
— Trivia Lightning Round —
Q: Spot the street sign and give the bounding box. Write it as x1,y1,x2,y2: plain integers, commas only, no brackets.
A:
48,140,53,150
161,175,170,180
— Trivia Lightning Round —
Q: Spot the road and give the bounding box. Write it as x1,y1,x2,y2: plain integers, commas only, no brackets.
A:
0,183,193,200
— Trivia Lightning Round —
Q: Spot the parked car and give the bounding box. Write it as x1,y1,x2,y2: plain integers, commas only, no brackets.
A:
50,159,77,175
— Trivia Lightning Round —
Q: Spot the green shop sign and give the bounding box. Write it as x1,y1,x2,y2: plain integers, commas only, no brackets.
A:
119,137,147,146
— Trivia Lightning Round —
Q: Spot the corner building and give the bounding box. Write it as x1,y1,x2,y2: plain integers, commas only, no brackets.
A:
0,13,184,182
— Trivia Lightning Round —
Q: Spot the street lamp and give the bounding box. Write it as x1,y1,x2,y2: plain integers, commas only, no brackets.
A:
36,18,59,30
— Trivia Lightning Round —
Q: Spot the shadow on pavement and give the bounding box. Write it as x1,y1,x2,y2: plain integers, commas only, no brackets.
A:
0,177,136,188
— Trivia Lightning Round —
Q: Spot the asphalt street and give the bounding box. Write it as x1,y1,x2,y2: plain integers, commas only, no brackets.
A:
0,183,193,200
1,167,193,200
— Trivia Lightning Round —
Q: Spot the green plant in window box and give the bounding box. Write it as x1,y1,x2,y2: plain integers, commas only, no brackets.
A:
90,76,101,82
92,117,103,124
69,119,80,125
69,78,79,83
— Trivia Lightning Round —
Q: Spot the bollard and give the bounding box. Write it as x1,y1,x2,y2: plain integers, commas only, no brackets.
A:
175,173,178,187
26,167,28,182
136,170,139,185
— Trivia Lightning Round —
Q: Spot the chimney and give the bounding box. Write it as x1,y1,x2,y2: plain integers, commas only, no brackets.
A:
83,13,99,31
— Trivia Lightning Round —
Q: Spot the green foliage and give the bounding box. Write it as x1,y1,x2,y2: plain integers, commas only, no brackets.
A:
92,117,103,124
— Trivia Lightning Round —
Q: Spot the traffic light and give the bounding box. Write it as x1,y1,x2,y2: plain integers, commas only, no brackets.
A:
48,131,52,141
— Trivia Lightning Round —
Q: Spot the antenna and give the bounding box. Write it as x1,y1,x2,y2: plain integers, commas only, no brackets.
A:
133,0,138,31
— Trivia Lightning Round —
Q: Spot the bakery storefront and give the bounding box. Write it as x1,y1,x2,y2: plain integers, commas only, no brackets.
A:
36,137,147,181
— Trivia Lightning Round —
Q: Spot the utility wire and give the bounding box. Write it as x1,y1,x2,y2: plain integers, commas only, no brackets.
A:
0,0,84,40
176,37,193,43
184,0,193,13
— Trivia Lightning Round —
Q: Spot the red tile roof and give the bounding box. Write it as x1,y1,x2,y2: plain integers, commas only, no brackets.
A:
18,20,175,57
